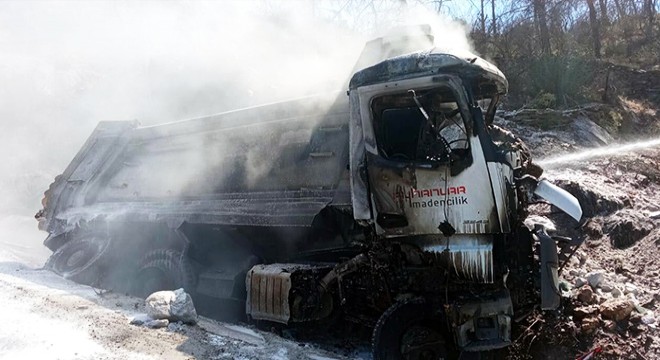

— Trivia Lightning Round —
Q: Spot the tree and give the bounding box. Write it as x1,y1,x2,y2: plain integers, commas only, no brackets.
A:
533,0,552,54
587,0,603,57
644,0,656,40
598,0,610,25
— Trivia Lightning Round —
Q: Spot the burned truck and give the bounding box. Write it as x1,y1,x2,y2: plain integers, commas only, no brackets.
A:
36,29,582,358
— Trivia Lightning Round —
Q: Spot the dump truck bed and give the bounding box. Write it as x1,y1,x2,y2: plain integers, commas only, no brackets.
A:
41,93,352,235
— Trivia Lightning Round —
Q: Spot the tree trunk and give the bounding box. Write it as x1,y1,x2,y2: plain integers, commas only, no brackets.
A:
533,0,552,54
644,0,656,40
480,0,486,34
630,0,639,15
613,0,626,18
587,0,602,58
491,0,497,35
598,0,610,26
613,0,632,56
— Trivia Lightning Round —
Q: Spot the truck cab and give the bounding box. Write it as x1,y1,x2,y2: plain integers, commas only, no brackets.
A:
346,50,580,355
349,50,514,283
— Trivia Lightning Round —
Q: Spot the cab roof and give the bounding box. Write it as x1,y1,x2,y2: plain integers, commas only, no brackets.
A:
349,48,508,98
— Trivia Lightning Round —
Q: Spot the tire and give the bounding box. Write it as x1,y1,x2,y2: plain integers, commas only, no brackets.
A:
45,234,111,285
133,249,197,298
372,299,451,360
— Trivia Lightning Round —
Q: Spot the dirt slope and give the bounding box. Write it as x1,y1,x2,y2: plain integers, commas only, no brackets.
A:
501,104,660,359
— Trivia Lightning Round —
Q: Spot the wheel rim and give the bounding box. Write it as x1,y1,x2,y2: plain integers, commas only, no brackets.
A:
65,249,89,269
400,325,447,360
54,238,104,276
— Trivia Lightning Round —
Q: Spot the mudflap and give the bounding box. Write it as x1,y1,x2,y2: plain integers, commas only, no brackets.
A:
534,224,560,310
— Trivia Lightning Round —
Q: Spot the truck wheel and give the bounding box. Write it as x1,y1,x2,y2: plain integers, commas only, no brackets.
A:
134,249,196,298
372,299,450,360
45,234,111,285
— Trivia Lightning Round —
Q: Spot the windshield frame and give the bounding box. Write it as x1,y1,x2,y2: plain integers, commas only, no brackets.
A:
356,74,473,168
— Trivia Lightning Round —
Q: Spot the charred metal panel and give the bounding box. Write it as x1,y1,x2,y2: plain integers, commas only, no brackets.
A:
69,138,119,182
409,234,494,283
246,264,293,323
349,51,508,96
450,292,513,351
245,263,334,324
486,162,514,233
351,75,501,237
53,190,336,231
349,91,371,220
45,94,355,231
39,121,138,233
92,115,349,201
367,134,499,237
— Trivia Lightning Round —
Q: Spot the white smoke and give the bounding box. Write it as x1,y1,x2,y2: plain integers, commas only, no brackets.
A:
0,1,475,263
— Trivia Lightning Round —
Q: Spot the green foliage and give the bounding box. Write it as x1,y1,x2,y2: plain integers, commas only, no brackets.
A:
527,56,592,107
604,110,624,134
533,113,571,130
528,92,556,109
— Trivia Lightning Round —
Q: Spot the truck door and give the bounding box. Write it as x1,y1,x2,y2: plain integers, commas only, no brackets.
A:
350,76,501,237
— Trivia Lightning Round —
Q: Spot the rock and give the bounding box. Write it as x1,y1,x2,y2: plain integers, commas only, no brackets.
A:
600,283,614,292
167,322,186,333
129,313,152,326
572,116,614,146
583,218,604,238
524,215,557,233
577,269,587,277
573,306,598,320
170,289,198,324
604,209,655,249
145,319,169,329
611,287,622,298
586,272,604,288
575,277,587,288
578,286,596,304
603,320,617,332
554,180,627,217
641,313,656,325
630,312,643,324
145,288,198,324
581,316,600,334
146,291,176,320
600,299,634,321
624,283,639,296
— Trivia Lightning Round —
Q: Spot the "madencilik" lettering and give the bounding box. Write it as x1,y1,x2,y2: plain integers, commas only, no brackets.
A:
409,196,468,209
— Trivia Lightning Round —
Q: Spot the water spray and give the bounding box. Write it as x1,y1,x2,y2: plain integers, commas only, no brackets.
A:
538,137,660,167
